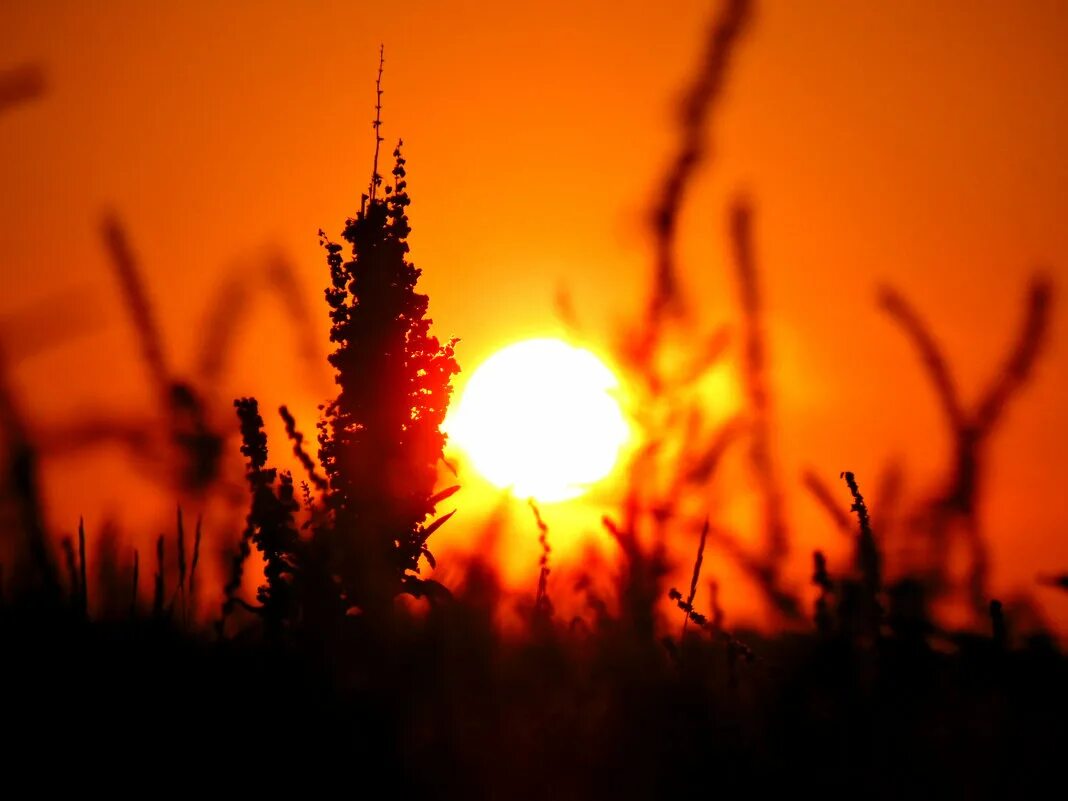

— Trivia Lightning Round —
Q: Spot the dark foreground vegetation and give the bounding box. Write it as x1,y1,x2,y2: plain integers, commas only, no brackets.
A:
2,557,1065,798
1,2,1065,797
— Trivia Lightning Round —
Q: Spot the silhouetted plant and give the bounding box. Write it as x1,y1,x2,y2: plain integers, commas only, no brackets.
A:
102,214,225,495
667,519,747,656
152,533,165,619
989,598,1007,649
812,550,834,635
0,62,43,588
667,550,755,678
187,515,202,617
22,215,319,519
841,470,882,638
600,0,801,630
880,275,1053,617
603,512,667,641
643,0,752,350
170,507,202,622
680,517,709,637
729,198,793,607
0,336,58,597
314,55,458,617
219,398,302,637
60,536,78,605
529,499,553,623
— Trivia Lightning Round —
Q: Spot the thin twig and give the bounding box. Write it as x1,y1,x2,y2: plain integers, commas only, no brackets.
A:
369,45,386,201
681,518,709,637
280,405,328,490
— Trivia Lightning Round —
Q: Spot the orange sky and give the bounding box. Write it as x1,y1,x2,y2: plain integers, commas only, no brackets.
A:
1,1,1066,629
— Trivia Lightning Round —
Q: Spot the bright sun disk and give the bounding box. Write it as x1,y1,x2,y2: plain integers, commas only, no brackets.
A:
445,338,630,503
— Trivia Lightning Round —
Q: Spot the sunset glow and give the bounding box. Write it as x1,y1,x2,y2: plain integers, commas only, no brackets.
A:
1,0,1066,789
446,339,630,503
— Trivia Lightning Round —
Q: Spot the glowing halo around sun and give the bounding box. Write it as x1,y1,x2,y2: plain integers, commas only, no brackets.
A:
445,338,631,503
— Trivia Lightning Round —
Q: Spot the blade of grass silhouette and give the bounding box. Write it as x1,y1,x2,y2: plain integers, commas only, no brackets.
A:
101,214,171,396
197,250,324,390
0,337,58,596
188,516,202,622
195,268,246,386
681,518,709,638
153,534,165,620
130,548,139,617
174,506,187,616
264,252,323,387
279,405,327,491
878,287,966,431
78,517,88,617
61,536,77,603
730,198,790,596
974,275,1053,433
811,551,836,635
647,0,752,335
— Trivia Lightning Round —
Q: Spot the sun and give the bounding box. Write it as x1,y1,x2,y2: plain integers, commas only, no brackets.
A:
445,338,630,503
